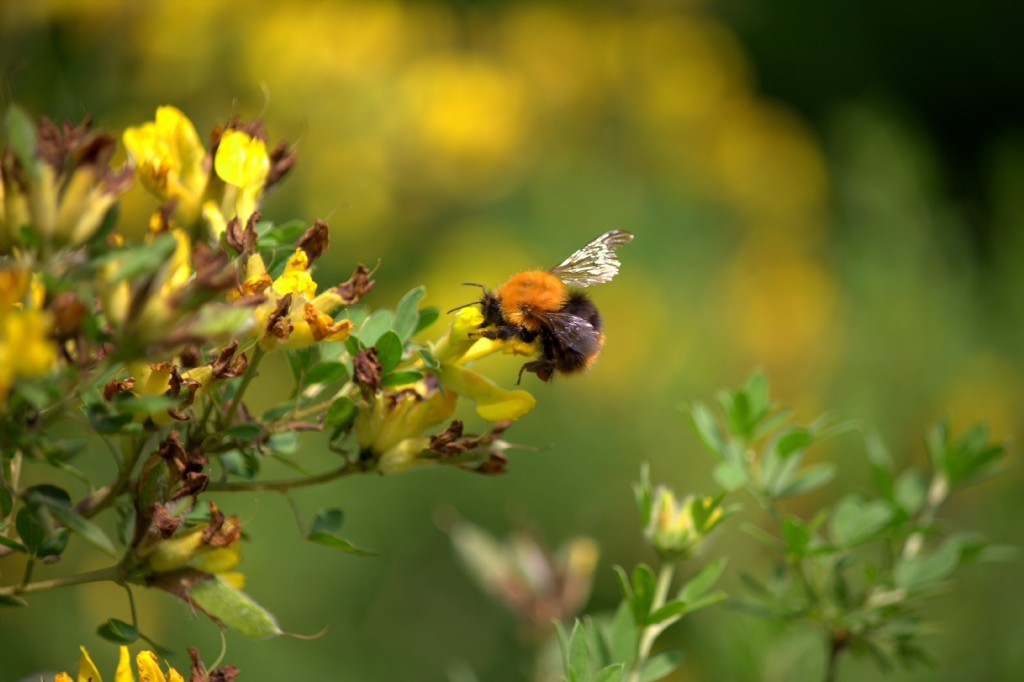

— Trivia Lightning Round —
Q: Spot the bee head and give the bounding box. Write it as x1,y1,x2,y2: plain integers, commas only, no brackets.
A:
446,282,494,320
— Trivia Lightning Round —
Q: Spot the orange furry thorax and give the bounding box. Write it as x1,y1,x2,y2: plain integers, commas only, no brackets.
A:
495,270,567,330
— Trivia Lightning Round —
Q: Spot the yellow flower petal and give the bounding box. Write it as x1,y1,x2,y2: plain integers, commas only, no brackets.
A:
192,544,241,573
78,645,103,682
283,248,309,274
214,130,270,190
378,436,432,474
202,200,228,239
439,364,536,421
167,669,184,682
115,646,134,682
136,651,166,682
56,673,73,682
218,571,246,589
272,271,316,299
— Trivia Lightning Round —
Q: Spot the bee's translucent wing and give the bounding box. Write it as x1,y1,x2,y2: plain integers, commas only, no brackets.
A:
549,230,634,287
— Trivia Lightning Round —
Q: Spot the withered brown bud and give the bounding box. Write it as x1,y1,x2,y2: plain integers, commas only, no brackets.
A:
226,211,260,256
210,341,248,379
266,139,296,190
103,377,136,402
429,421,468,456
334,263,375,305
172,471,209,500
475,452,509,476
266,293,293,339
296,219,330,262
353,348,382,398
191,243,237,292
202,502,241,548
179,344,203,369
156,430,188,479
209,666,241,682
151,503,181,539
50,292,87,338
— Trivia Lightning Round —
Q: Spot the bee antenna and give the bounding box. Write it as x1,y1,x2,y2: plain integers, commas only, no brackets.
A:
446,301,480,314
461,282,488,294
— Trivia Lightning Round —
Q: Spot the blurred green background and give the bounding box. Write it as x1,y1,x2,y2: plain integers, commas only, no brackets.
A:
3,2,1024,680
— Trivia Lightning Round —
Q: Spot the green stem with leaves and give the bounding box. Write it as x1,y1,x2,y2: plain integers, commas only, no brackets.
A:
630,562,676,682
219,346,264,432
0,565,122,597
205,458,371,492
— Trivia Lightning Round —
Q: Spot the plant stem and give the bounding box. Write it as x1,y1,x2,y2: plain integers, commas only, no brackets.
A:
78,435,148,519
20,558,36,588
282,490,306,536
220,346,264,431
125,584,138,628
825,628,850,682
205,460,369,492
630,562,676,682
0,565,121,596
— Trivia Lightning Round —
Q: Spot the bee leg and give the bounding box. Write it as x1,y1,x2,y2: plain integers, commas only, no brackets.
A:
517,360,554,384
470,325,533,341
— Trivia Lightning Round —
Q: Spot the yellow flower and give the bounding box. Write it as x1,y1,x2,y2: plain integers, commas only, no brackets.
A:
123,106,208,225
355,388,458,473
245,250,353,351
54,646,184,682
429,307,536,422
214,130,270,226
0,303,56,403
645,487,726,560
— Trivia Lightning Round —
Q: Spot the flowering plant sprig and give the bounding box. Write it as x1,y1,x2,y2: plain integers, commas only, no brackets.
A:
0,103,542,658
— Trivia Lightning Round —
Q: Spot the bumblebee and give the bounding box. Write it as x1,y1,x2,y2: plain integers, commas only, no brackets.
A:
450,230,634,383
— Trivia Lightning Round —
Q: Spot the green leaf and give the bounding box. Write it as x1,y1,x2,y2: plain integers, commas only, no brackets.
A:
894,469,927,515
743,370,770,421
16,507,46,554
895,538,962,591
188,576,282,639
22,484,71,509
304,361,349,386
631,564,657,622
96,618,139,644
324,397,357,430
684,403,725,459
86,404,134,434
113,394,178,414
592,664,625,682
633,463,652,528
829,496,893,547
0,534,28,553
262,404,292,422
567,621,588,682
864,429,895,499
375,330,403,374
418,348,440,370
307,531,377,556
310,508,344,535
225,423,262,440
774,428,813,459
680,557,726,605
393,286,426,342
739,522,785,553
713,462,746,491
0,594,29,607
381,370,423,387
267,432,300,455
111,233,178,282
646,600,687,625
781,517,810,555
607,601,637,664
613,565,633,600
6,106,39,180
777,463,836,499
639,649,684,682
39,527,70,557
48,505,117,557
359,308,393,348
414,307,441,335
683,590,727,613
